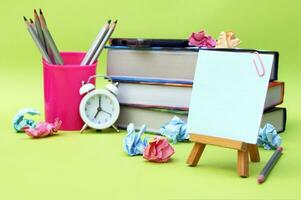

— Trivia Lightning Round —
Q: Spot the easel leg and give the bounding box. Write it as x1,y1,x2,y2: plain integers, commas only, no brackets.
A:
248,144,260,162
237,150,249,177
186,143,206,166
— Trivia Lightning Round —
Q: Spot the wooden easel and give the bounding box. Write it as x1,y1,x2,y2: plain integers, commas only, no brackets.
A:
186,134,260,177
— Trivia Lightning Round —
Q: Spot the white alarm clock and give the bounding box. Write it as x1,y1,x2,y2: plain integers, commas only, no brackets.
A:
79,75,120,133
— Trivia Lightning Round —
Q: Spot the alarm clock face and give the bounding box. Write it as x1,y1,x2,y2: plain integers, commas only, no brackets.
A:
79,89,120,130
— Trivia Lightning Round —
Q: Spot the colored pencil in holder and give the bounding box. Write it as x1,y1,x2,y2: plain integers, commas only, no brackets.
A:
80,20,111,66
39,10,64,65
39,9,55,63
33,9,46,49
88,20,118,65
24,16,52,64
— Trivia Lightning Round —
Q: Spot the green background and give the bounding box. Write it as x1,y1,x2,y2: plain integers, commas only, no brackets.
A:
1,0,300,199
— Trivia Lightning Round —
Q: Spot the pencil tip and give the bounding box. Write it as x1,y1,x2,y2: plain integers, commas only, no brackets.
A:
23,16,27,21
108,19,111,24
34,9,37,14
39,9,43,15
29,18,34,23
114,20,118,24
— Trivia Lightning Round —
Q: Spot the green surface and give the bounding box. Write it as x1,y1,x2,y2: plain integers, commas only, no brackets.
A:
0,0,301,199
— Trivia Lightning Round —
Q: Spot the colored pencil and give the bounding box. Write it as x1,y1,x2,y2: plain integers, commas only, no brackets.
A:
33,9,46,49
39,9,47,26
40,10,64,65
24,17,52,64
257,147,283,184
88,20,118,65
80,20,111,66
39,9,54,63
29,18,37,34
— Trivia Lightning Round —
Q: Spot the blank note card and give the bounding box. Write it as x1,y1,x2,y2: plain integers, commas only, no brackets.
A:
187,50,274,144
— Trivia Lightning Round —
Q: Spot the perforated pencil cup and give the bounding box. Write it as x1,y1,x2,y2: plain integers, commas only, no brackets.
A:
43,52,97,130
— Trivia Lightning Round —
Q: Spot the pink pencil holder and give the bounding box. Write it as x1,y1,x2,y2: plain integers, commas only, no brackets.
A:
43,52,97,130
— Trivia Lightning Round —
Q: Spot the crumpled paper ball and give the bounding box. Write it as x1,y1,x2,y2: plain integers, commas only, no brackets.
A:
12,108,40,132
143,136,175,163
124,123,149,156
160,116,189,143
188,30,216,48
24,118,62,138
257,123,282,150
215,31,241,48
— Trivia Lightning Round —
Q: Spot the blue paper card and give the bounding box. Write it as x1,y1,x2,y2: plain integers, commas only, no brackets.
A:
187,50,274,144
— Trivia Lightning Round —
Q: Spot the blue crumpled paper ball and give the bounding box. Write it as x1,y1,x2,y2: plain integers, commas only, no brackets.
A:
12,108,40,132
257,123,282,150
160,116,189,144
123,123,149,156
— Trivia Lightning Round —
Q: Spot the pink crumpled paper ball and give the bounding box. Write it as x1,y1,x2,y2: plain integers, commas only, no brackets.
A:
24,118,62,138
188,30,216,48
143,136,175,163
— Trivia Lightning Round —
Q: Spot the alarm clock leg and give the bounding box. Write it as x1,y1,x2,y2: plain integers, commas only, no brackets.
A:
112,124,119,133
80,124,88,133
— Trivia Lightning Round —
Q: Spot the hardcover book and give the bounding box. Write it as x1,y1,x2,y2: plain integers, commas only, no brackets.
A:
116,106,286,134
106,46,279,82
115,81,284,110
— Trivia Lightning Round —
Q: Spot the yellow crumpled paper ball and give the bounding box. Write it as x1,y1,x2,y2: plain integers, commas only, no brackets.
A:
216,31,241,48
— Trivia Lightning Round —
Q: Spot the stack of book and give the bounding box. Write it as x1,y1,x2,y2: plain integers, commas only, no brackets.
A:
106,41,286,134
